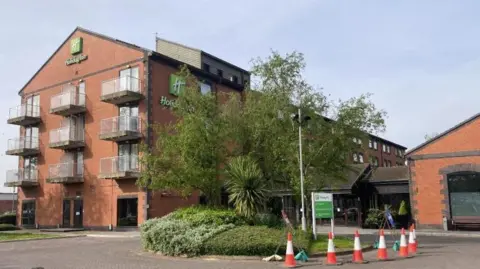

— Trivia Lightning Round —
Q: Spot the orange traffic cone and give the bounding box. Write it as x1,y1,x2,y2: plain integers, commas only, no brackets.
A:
326,232,338,265
352,230,366,263
408,226,417,254
399,228,409,258
284,232,296,268
377,229,388,261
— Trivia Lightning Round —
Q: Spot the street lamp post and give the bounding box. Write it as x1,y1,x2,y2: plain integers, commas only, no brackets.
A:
292,108,311,232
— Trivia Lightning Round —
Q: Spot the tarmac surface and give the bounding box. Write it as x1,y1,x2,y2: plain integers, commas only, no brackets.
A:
0,234,479,268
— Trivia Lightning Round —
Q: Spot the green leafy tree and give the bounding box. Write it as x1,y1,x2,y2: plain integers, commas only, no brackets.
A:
225,155,268,219
137,66,227,205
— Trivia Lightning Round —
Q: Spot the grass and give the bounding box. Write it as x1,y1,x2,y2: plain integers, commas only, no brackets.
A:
0,232,59,241
308,235,368,254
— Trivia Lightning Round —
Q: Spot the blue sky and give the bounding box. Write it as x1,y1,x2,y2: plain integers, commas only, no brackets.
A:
1,0,480,192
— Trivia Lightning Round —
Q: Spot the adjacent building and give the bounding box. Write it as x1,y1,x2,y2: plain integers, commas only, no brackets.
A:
0,192,17,214
5,27,248,229
406,112,480,230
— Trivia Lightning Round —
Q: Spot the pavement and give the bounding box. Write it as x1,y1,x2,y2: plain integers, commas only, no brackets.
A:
0,233,479,268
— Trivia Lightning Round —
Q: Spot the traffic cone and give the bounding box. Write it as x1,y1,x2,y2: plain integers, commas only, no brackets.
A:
352,230,367,263
399,228,409,257
377,229,388,261
326,232,338,265
412,224,418,248
284,232,296,268
408,226,417,254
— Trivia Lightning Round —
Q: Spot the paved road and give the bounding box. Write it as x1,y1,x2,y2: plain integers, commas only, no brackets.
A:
0,235,479,269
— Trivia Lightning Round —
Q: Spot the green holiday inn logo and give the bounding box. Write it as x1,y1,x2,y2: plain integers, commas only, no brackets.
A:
169,74,186,96
70,37,83,55
66,37,88,66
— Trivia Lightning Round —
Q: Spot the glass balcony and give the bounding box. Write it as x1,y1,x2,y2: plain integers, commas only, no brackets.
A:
98,155,140,179
7,104,41,126
6,136,40,156
47,162,84,184
49,86,86,116
4,168,38,187
49,126,85,149
101,76,143,105
99,116,142,142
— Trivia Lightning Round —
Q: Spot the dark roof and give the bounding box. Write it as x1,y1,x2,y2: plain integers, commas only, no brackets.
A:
323,163,370,191
367,166,408,183
406,112,480,157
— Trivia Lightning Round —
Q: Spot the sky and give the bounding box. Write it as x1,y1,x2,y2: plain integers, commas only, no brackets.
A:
1,0,480,192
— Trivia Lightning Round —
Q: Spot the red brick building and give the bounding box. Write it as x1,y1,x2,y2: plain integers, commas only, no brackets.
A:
0,193,17,214
5,27,248,229
406,113,480,230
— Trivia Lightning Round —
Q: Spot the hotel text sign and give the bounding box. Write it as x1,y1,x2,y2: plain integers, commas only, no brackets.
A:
66,37,88,66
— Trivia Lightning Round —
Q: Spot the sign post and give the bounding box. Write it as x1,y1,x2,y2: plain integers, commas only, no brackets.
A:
311,192,334,240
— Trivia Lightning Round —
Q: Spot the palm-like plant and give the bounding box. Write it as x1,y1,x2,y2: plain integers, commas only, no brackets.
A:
225,156,269,219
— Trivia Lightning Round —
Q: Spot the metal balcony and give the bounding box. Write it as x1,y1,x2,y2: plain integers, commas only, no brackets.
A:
6,136,40,156
49,87,86,116
4,168,38,187
47,162,84,184
49,126,85,149
7,104,41,126
98,155,140,179
99,116,142,142
101,76,143,105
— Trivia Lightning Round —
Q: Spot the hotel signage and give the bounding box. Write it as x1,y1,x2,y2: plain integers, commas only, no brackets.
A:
159,96,176,107
66,37,88,66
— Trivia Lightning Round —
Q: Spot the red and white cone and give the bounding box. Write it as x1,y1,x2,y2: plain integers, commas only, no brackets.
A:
284,232,296,268
399,228,409,258
352,230,365,263
326,232,337,265
408,226,417,254
377,229,388,261
412,224,418,248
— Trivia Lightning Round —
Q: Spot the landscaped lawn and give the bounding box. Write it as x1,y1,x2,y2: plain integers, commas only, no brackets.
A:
0,232,59,241
309,235,368,254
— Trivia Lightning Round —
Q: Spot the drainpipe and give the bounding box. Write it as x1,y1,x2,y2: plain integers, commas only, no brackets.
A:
144,52,152,222
407,158,416,228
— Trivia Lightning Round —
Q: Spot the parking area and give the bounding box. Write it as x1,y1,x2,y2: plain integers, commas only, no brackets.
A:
0,235,479,268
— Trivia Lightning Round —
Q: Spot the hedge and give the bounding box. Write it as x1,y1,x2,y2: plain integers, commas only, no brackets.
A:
168,206,246,227
202,226,312,256
0,212,16,225
0,224,17,231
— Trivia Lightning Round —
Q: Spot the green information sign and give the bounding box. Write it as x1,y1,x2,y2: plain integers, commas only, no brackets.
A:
169,74,186,96
313,192,333,218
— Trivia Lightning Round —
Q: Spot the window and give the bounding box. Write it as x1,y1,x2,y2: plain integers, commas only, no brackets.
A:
387,146,391,154
370,156,379,166
230,75,238,84
21,200,35,226
353,138,357,143
353,153,358,162
383,160,392,167
199,82,212,95
217,69,223,78
119,66,140,92
61,152,83,176
119,105,139,131
63,115,85,141
117,197,138,227
78,82,86,106
358,153,364,163
24,127,39,149
118,143,139,172
382,144,386,152
202,63,210,72
447,172,480,217
23,157,38,180
369,140,373,148
373,141,378,150
25,94,40,117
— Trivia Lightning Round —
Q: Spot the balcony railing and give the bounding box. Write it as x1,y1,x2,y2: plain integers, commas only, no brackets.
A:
4,168,38,187
99,155,140,179
8,104,41,125
6,136,40,156
101,76,143,104
47,162,84,184
99,116,142,141
50,87,86,115
49,126,85,149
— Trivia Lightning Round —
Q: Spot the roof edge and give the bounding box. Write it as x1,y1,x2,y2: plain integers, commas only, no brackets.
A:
406,112,480,157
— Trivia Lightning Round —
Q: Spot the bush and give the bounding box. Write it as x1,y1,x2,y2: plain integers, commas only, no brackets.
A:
253,213,283,228
0,212,16,225
169,206,246,226
203,226,312,256
0,224,17,231
140,217,235,256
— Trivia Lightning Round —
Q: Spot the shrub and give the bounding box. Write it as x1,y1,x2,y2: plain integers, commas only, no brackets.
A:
0,224,17,231
0,212,16,225
203,226,311,256
253,213,283,228
140,217,235,256
170,206,246,226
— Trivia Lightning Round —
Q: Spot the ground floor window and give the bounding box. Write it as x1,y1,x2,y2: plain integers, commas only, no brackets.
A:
117,197,138,227
21,200,35,226
448,172,480,217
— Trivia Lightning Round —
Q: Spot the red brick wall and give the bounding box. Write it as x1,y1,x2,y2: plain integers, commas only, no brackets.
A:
0,200,15,214
408,117,480,228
